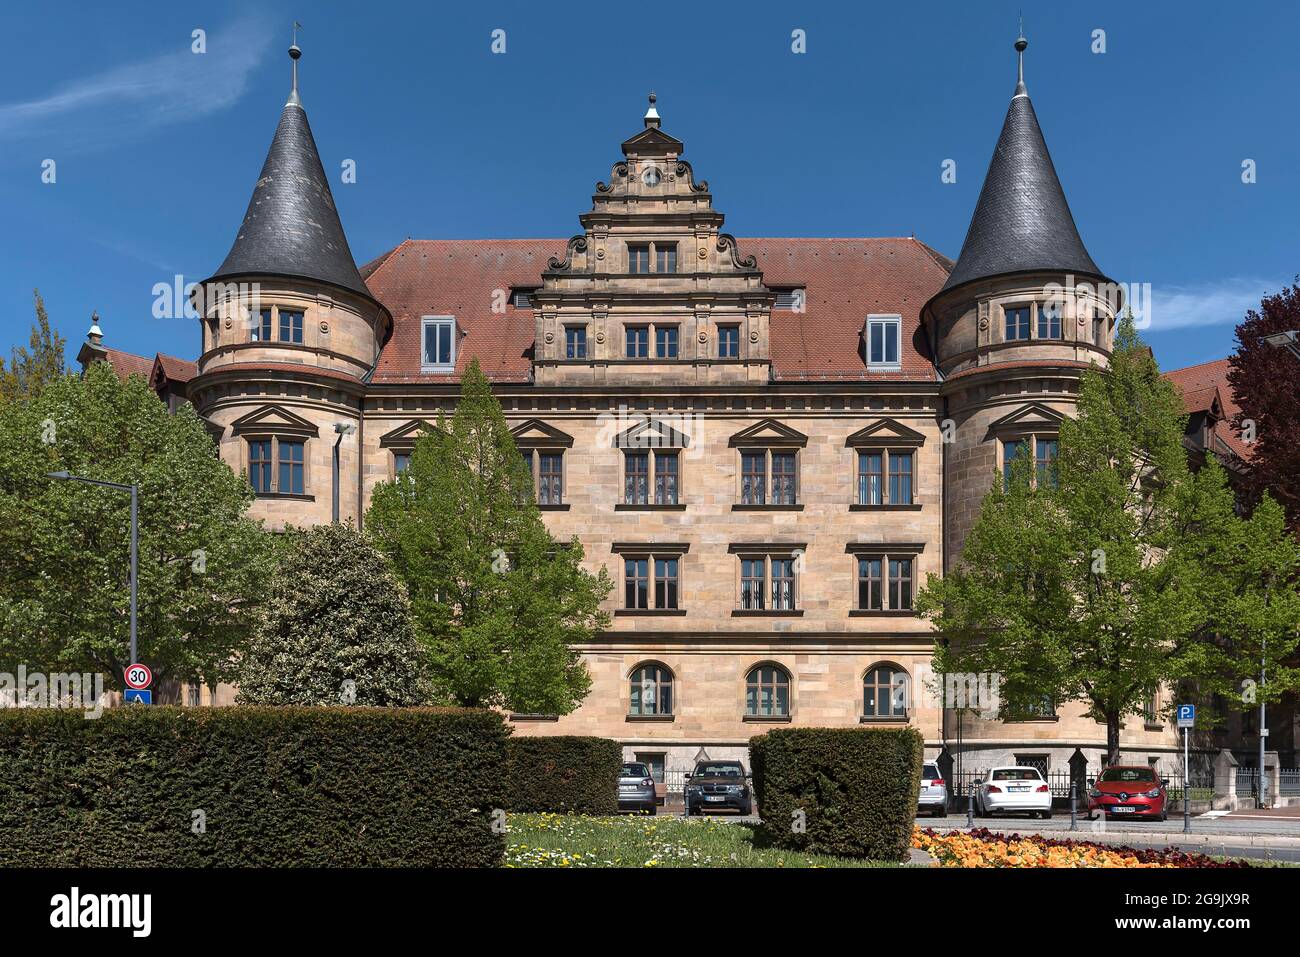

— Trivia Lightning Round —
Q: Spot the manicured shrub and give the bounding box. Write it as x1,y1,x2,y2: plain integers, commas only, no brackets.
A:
0,706,508,867
750,726,923,860
504,735,621,814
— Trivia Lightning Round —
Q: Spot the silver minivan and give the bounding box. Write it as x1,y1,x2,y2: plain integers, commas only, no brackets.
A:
918,762,948,817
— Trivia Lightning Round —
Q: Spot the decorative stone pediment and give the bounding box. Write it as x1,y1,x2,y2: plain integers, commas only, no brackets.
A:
378,419,444,449
621,126,685,156
727,418,808,449
511,418,574,448
613,417,691,449
844,418,927,448
230,404,319,438
986,402,1067,438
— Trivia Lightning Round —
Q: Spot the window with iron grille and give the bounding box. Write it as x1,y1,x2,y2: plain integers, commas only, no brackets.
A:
741,452,766,505
624,452,649,504
654,451,679,505
737,554,797,612
740,558,765,610
770,558,795,610
771,453,796,505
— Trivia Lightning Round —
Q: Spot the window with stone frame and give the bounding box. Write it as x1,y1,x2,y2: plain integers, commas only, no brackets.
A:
520,447,567,506
279,308,304,344
625,325,650,358
1036,302,1062,339
745,664,791,718
252,308,273,342
628,243,651,274
243,435,308,497
1004,305,1032,341
629,663,674,716
718,324,740,359
622,448,680,506
1002,434,1058,489
618,550,683,612
738,448,799,506
848,544,922,613
863,664,910,720
565,326,587,359
732,551,801,613
856,449,914,505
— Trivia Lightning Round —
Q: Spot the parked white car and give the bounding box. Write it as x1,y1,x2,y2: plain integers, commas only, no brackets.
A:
975,766,1053,819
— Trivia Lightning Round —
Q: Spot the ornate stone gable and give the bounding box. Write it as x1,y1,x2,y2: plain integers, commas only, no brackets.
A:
532,95,773,387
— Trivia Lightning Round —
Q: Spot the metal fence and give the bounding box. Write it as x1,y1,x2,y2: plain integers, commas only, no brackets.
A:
949,768,1215,806
1237,767,1300,798
947,769,1084,804
1282,769,1300,797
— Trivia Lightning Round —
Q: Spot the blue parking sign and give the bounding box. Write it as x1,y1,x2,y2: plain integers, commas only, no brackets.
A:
1176,704,1194,728
124,689,152,705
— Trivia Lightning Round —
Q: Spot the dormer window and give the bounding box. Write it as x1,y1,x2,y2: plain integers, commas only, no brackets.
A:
866,314,901,368
773,288,805,311
511,289,533,308
422,316,456,371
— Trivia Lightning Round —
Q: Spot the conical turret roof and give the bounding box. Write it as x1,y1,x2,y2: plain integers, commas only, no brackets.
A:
209,45,371,299
940,36,1102,294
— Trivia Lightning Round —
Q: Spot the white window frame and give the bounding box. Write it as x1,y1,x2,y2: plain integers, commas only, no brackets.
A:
866,314,901,369
421,315,457,372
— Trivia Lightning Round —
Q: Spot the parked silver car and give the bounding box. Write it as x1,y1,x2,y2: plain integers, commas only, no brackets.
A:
618,762,657,814
918,762,948,817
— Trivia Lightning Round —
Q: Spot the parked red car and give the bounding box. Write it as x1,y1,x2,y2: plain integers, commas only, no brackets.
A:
1087,766,1168,821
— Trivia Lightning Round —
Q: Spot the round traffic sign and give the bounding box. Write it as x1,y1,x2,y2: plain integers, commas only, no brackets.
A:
124,663,152,690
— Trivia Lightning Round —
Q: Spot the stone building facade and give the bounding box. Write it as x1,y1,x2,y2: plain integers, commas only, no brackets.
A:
84,36,1229,780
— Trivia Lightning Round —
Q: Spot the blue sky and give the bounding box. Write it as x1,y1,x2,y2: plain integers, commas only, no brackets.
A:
2,0,1297,372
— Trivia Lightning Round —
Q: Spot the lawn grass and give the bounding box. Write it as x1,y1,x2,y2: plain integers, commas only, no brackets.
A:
504,812,905,868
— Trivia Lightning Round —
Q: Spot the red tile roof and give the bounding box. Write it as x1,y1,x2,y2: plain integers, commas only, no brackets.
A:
153,353,198,384
101,348,155,381
363,237,952,384
1163,358,1249,460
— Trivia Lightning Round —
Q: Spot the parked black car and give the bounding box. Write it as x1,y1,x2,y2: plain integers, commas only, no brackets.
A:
684,760,753,816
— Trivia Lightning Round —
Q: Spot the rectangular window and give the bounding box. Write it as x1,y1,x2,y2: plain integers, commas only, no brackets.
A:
278,440,304,495
393,452,411,475
867,315,901,367
741,452,766,505
279,309,304,344
656,326,678,359
888,558,913,610
740,558,766,610
1092,310,1105,347
628,244,650,274
888,452,913,505
624,452,649,505
422,317,455,370
656,245,677,274
857,558,883,610
718,325,740,358
626,326,649,359
1005,306,1031,341
249,439,272,493
565,326,587,359
654,451,679,505
253,309,273,342
771,452,797,505
511,289,532,308
539,453,563,505
857,452,883,505
654,558,679,610
773,288,805,311
1037,304,1061,339
1035,438,1059,488
624,558,649,609
1002,439,1027,487
770,558,795,610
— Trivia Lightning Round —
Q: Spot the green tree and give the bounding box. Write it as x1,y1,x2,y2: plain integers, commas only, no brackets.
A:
367,359,612,712
0,361,272,689
916,316,1300,763
237,523,434,706
0,291,66,402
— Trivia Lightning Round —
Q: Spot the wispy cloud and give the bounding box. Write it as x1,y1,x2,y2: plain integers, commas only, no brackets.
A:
1146,277,1282,330
0,16,271,145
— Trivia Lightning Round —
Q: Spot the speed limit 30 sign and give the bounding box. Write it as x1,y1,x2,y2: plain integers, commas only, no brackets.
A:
124,663,153,690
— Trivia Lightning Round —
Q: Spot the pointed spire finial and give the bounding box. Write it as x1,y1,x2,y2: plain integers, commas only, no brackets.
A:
1014,18,1028,96
87,310,103,345
287,21,303,107
644,91,660,129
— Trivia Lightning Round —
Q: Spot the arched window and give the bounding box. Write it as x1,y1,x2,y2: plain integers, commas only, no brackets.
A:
863,665,909,719
629,663,673,716
745,664,790,717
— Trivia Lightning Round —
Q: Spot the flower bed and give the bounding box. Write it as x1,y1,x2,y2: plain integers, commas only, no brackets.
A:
913,827,1252,868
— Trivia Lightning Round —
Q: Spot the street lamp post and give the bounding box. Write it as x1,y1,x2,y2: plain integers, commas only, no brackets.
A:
48,472,138,665
1262,330,1300,361
332,422,356,524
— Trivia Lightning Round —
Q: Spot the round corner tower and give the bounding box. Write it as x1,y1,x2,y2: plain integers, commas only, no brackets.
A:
189,39,390,528
923,34,1118,571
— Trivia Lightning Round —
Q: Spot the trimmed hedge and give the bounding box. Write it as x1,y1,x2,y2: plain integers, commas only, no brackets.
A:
750,726,923,860
0,706,508,867
504,735,621,814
